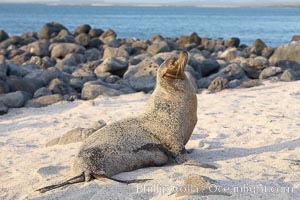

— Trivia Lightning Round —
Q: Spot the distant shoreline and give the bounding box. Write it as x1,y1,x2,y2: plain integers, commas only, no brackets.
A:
0,2,300,8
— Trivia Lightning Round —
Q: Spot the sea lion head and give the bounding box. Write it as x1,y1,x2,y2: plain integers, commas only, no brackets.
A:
157,51,190,90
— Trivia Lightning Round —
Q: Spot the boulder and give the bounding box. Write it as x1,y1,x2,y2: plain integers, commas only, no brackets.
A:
81,83,122,100
220,63,246,81
88,38,103,48
123,57,159,92
150,34,165,42
208,77,228,92
250,39,267,55
21,32,38,40
20,37,37,46
259,66,282,80
0,30,9,42
88,28,104,38
27,40,50,57
25,94,63,107
262,48,274,59
56,53,86,67
0,102,8,115
242,56,269,79
147,41,170,55
132,40,148,50
0,80,9,94
48,78,76,96
74,24,91,35
280,69,299,81
197,78,211,89
7,76,42,94
39,22,69,39
0,91,29,108
176,35,190,49
50,43,85,59
24,67,68,86
71,68,96,88
189,32,201,45
33,87,52,98
269,41,300,72
75,33,90,47
198,58,220,77
225,37,240,48
51,30,75,43
10,52,32,65
228,79,241,89
0,55,8,79
94,57,128,76
240,79,261,88
7,62,29,77
105,75,121,84
41,56,56,69
103,47,129,60
291,35,300,42
84,48,102,62
100,29,117,43
204,38,224,52
219,48,245,62
249,56,269,69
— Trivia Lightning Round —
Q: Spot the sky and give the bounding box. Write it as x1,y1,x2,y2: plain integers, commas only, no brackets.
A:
1,0,300,3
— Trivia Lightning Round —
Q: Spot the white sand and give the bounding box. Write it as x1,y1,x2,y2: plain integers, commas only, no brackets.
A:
0,81,299,200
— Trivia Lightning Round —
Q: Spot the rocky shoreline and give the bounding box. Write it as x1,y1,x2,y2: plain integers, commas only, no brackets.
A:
0,22,299,115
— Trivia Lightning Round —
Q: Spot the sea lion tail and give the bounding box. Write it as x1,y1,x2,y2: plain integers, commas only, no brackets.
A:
35,173,85,193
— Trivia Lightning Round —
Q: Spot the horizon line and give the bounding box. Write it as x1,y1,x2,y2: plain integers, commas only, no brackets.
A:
1,2,300,8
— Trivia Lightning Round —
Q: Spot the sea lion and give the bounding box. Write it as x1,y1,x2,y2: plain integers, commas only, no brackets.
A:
37,51,197,193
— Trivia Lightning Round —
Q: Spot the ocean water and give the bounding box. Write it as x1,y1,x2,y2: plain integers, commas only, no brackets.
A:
0,4,299,47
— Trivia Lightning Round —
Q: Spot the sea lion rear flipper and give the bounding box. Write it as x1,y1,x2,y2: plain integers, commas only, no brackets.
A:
93,174,152,184
36,173,85,193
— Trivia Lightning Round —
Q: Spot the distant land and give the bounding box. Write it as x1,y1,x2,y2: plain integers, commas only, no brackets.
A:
0,1,300,8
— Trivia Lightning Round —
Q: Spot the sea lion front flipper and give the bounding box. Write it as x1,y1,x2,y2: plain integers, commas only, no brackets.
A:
36,173,86,193
182,160,218,169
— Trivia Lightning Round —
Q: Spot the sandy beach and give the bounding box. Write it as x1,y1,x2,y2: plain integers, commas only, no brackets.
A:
0,80,299,199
